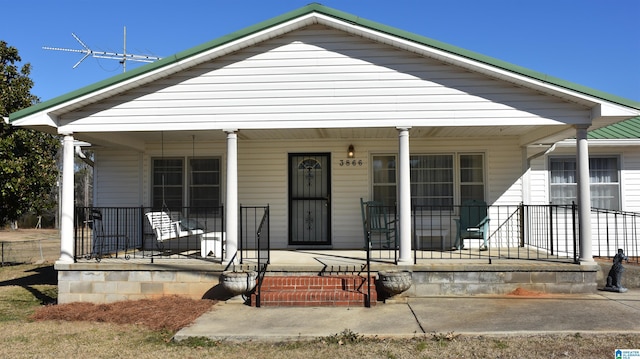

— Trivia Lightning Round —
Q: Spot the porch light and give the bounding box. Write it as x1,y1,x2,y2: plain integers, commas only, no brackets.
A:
347,144,355,158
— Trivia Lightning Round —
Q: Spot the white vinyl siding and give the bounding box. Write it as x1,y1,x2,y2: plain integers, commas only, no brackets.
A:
93,150,141,207
621,149,640,212
59,25,589,132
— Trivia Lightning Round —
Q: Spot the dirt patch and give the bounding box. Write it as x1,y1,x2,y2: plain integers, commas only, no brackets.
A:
0,229,59,242
507,287,547,297
30,295,217,332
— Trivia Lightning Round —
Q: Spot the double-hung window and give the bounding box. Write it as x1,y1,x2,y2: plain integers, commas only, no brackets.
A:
152,157,221,212
459,154,485,204
410,155,454,207
549,156,620,210
372,153,485,208
372,155,397,206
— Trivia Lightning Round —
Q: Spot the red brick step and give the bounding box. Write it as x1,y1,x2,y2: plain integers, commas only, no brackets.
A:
250,275,376,307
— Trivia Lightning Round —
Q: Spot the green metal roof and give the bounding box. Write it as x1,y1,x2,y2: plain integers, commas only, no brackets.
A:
10,3,640,122
589,116,640,139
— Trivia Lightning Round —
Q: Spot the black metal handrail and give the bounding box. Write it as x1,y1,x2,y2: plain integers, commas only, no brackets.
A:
253,205,270,307
239,205,270,264
361,202,397,307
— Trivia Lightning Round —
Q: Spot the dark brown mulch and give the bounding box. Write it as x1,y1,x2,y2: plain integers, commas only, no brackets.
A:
30,296,217,332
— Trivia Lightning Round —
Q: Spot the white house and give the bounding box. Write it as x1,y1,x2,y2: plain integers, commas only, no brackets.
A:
9,4,640,303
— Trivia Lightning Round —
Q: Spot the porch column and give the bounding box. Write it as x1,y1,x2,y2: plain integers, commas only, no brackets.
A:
397,127,412,264
576,125,593,263
224,130,239,264
59,134,75,263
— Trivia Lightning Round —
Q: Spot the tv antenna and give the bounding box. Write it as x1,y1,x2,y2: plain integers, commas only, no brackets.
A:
43,27,161,72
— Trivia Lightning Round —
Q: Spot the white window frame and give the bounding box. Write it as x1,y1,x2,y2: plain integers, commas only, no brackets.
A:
371,152,486,209
549,155,620,210
152,156,221,210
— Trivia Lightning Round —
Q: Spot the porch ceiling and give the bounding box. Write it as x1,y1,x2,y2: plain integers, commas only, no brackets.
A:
79,126,568,150
77,124,555,150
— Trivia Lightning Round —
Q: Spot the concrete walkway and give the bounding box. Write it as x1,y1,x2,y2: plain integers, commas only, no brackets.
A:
175,289,640,342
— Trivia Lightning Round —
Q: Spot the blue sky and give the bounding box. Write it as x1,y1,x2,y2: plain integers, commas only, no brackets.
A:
3,0,639,103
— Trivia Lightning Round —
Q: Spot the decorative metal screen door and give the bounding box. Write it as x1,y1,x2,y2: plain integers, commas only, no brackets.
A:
289,154,331,245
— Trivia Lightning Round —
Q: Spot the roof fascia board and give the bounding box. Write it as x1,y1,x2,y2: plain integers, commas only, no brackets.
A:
591,103,640,121
553,138,640,147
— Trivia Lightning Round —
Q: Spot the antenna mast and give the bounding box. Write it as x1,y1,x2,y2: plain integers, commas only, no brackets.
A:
43,27,161,72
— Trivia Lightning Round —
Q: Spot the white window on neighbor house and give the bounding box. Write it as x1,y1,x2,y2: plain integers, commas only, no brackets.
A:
549,156,620,210
371,153,485,209
152,157,221,211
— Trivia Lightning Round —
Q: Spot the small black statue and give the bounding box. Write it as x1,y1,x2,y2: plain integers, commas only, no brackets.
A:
604,248,629,293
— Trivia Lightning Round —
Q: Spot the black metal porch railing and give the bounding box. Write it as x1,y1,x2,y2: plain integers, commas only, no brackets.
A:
592,207,639,264
74,204,638,265
412,204,581,263
74,206,224,261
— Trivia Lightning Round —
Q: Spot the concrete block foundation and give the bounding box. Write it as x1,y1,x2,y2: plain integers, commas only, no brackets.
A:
55,260,601,304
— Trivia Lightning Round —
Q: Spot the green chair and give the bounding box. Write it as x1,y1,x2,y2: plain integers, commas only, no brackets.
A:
453,199,490,250
360,198,397,249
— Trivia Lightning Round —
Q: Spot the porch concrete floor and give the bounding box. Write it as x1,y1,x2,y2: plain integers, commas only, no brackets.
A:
79,247,580,272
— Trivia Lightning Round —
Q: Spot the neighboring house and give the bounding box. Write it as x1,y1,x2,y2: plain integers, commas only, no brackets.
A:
9,4,640,297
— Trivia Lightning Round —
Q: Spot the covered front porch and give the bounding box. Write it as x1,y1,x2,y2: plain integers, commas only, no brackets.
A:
59,124,600,267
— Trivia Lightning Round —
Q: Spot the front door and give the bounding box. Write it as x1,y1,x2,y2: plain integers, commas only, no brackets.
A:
289,153,331,245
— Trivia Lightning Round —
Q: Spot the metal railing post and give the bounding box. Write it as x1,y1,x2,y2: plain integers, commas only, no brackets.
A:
549,205,554,255
572,202,578,263
519,203,525,247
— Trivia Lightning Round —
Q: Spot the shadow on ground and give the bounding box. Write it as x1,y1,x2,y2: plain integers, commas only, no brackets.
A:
0,265,57,304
